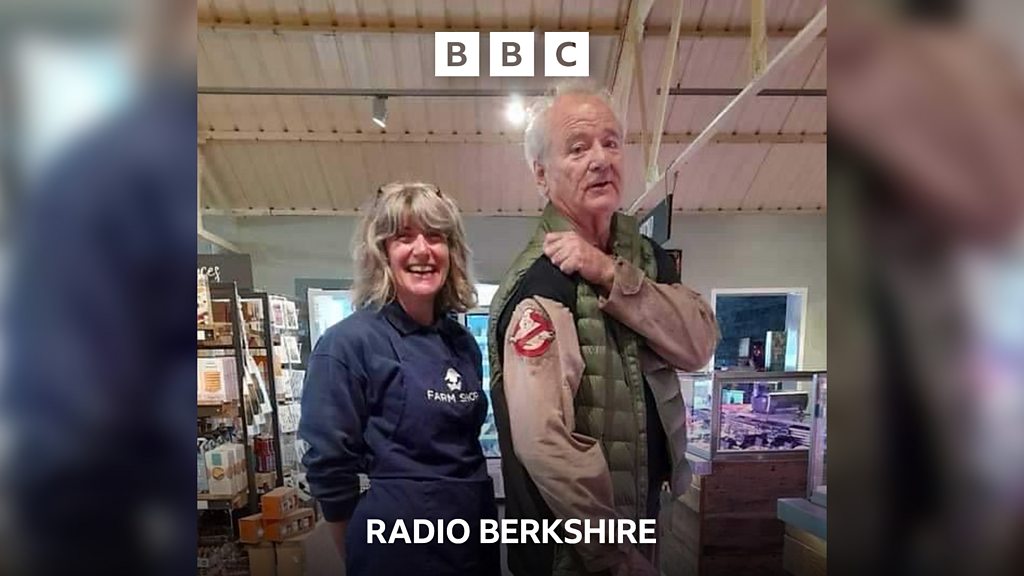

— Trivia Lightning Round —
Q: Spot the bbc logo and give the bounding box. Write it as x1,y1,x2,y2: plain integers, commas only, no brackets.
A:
434,32,589,78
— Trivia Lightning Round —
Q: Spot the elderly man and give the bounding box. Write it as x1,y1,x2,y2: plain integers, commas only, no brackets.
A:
487,84,719,576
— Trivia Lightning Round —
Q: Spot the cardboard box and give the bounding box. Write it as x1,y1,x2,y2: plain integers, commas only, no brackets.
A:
239,513,265,544
275,521,342,576
264,508,315,542
204,445,237,495
261,486,299,520
247,542,276,576
202,442,247,496
275,530,313,576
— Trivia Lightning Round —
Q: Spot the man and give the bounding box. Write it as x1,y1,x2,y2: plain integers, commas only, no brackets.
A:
488,84,718,576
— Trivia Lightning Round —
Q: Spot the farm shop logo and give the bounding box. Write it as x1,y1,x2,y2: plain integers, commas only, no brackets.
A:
426,367,480,404
434,32,589,77
426,389,479,404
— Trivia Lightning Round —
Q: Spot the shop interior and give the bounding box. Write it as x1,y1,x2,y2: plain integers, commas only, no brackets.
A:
196,1,827,575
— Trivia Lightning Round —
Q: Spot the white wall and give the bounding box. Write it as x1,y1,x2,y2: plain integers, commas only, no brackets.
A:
203,212,826,369
202,215,539,293
665,214,827,370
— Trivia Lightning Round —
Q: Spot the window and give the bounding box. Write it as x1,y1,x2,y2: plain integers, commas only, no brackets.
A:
710,288,807,371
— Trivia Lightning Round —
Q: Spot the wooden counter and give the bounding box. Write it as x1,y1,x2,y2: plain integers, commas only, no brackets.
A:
658,453,808,575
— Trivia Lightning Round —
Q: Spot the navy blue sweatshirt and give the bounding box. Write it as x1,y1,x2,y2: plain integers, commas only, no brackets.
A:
299,301,489,522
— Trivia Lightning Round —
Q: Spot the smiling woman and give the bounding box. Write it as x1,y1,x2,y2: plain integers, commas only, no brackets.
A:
300,181,499,576
351,182,477,319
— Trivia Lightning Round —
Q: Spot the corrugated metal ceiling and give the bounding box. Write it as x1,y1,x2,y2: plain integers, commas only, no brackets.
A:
198,0,827,216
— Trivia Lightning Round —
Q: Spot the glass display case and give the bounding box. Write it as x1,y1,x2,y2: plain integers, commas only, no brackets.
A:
807,374,827,505
679,371,825,460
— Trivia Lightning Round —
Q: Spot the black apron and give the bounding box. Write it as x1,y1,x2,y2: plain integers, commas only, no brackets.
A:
345,325,500,576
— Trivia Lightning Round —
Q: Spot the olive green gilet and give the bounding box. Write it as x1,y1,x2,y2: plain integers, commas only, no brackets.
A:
488,204,657,576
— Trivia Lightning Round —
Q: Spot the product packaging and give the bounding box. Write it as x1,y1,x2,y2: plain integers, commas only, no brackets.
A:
263,507,315,542
239,513,265,544
261,486,299,520
197,357,239,404
204,445,237,495
231,443,248,493
197,438,210,493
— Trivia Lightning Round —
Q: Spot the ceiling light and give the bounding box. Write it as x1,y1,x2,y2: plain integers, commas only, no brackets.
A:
372,95,388,128
506,95,526,126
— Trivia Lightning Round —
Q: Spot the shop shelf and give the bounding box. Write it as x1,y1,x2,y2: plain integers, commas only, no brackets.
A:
198,403,239,419
197,489,248,511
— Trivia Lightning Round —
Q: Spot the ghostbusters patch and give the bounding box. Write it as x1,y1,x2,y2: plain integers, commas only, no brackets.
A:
511,306,555,357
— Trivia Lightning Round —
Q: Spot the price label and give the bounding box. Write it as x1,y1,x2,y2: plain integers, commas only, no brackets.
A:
197,330,206,341
197,500,209,510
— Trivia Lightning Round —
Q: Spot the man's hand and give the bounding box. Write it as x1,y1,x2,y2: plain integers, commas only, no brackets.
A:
543,232,616,290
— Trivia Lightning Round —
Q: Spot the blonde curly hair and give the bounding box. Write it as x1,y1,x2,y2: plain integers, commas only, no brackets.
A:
351,182,477,313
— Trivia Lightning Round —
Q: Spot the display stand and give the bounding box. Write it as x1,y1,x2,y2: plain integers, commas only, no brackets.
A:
238,289,286,490
267,294,306,485
198,283,258,515
198,284,286,521
657,371,824,576
198,282,297,575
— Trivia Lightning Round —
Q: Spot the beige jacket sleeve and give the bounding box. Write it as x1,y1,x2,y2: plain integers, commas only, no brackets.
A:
598,258,719,371
503,296,655,576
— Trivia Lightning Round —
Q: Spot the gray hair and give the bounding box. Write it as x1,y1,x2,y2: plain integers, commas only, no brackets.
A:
523,81,623,167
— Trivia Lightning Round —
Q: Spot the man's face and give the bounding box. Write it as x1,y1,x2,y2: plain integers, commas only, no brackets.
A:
536,94,624,222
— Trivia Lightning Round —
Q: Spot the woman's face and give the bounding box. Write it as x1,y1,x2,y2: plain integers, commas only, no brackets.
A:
385,219,450,306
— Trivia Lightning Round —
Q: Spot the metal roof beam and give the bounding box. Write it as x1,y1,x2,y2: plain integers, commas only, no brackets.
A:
196,130,827,145
647,0,685,184
610,0,657,127
196,147,241,253
201,206,825,218
198,21,818,39
197,87,825,98
627,5,827,214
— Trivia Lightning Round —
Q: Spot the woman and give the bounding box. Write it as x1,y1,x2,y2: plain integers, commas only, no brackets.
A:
299,182,499,576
